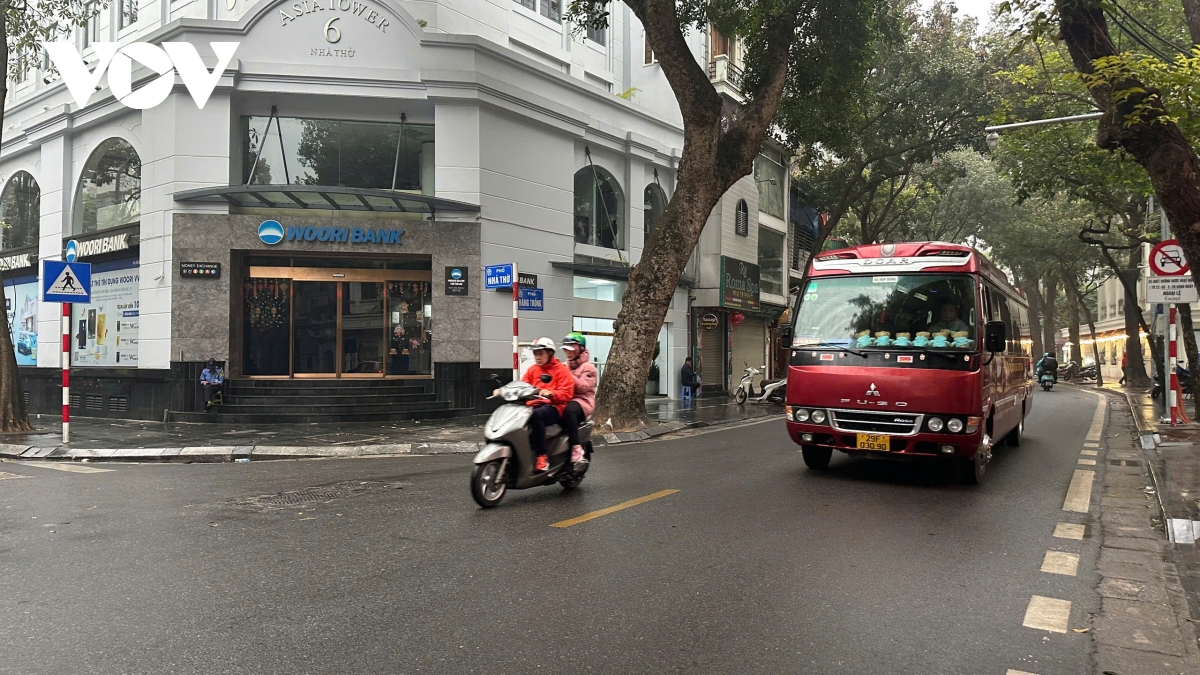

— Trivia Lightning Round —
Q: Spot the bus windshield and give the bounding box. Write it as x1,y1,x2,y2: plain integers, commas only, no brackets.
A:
793,274,978,350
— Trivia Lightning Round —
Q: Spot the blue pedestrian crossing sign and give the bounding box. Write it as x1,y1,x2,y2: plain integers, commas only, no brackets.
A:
42,260,92,303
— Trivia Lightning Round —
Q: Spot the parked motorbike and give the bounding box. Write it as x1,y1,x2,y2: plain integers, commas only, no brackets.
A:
1077,364,1098,381
1152,366,1192,402
470,376,592,508
1057,360,1077,381
734,364,785,405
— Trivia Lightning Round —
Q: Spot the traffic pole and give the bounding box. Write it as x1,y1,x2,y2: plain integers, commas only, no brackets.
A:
1169,304,1179,426
62,302,70,443
512,263,519,382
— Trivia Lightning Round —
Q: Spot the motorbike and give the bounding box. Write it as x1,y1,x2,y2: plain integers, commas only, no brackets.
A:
734,364,785,405
1152,366,1192,402
1057,360,1077,381
1077,363,1099,381
1039,372,1055,391
470,376,592,508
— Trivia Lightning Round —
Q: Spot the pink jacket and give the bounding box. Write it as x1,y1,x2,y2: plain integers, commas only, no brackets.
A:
566,348,598,417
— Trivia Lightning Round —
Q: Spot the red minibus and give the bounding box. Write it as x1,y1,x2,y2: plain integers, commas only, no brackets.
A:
784,242,1034,483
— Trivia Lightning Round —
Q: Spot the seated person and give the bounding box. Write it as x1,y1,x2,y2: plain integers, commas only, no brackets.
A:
200,359,224,412
1036,353,1059,382
561,332,596,465
929,301,969,334
521,337,575,472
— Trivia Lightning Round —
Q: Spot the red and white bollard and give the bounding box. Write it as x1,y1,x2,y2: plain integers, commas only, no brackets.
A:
61,302,71,443
511,263,519,382
1169,305,1179,426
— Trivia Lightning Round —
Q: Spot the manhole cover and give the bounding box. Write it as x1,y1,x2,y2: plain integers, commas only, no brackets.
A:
1109,459,1144,467
229,480,402,510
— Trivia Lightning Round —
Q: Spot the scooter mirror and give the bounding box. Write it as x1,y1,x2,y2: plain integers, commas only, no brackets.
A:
540,374,552,384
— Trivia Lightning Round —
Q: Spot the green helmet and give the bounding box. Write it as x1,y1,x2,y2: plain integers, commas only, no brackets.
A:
562,331,586,348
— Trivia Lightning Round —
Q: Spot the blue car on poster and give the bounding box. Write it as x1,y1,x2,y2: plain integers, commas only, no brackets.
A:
16,332,34,356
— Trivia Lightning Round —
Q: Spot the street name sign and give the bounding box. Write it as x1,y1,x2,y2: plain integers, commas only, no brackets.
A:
484,264,513,289
42,260,92,303
518,288,544,311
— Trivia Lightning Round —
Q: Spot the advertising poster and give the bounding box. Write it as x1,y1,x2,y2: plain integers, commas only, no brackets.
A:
71,257,139,367
3,274,38,366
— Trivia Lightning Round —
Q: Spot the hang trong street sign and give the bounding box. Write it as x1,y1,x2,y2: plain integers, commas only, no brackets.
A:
42,260,92,303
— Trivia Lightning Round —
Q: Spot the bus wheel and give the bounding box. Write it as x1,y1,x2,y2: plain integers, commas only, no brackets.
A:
802,446,832,470
960,437,991,485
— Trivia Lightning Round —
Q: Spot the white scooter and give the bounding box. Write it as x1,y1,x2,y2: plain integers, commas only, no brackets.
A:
469,376,593,508
734,364,786,405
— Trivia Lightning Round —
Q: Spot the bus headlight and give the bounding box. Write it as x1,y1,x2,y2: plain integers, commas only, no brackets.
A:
947,418,964,433
811,409,827,424
927,417,945,432
795,408,811,422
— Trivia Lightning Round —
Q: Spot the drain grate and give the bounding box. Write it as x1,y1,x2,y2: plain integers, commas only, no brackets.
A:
229,480,403,510
1109,459,1144,467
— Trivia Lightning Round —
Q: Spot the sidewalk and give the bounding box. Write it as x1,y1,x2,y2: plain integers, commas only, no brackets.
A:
0,396,776,462
1098,381,1200,670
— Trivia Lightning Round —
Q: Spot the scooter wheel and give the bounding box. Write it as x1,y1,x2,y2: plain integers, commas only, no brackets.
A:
734,388,748,405
470,460,507,508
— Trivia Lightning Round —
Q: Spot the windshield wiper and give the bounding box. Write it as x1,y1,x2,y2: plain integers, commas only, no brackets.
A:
807,342,869,358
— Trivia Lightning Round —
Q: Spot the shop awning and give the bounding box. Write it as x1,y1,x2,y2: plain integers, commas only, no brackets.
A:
551,261,631,281
172,185,481,216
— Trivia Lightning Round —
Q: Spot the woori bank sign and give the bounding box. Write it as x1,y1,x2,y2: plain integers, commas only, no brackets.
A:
41,41,239,110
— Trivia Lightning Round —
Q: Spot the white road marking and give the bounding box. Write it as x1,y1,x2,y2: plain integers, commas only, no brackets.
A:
1083,442,1100,448
1167,519,1200,545
1053,522,1085,540
21,461,114,474
1063,470,1095,513
1080,449,1097,456
1007,670,1039,675
1078,458,1097,466
1085,396,1105,442
0,471,28,480
1023,595,1072,633
1041,551,1081,576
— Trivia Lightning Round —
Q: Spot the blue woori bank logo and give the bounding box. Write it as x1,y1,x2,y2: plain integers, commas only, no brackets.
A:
64,239,78,262
451,269,462,280
258,220,284,245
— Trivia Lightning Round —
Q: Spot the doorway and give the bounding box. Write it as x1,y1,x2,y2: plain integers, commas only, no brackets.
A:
242,266,432,378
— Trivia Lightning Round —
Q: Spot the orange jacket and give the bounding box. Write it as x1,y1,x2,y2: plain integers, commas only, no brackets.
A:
522,357,575,414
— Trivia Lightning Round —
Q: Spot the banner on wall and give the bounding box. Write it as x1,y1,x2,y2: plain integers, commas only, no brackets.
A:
71,258,139,367
4,274,38,366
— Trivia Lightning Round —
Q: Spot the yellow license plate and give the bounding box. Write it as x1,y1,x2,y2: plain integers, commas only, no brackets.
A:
856,433,891,451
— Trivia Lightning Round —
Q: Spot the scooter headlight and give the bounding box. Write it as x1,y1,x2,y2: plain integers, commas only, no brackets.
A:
811,409,827,424
947,418,964,433
795,408,811,422
927,417,945,432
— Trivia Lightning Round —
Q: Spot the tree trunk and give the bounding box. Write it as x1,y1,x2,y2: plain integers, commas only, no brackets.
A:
1121,247,1151,385
1057,2,1200,332
592,0,794,430
1182,0,1200,45
0,10,32,433
1176,304,1200,418
1018,270,1046,359
1064,280,1083,364
1042,275,1059,358
1078,292,1104,387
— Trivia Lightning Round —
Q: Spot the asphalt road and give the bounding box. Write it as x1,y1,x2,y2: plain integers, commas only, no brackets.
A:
0,386,1104,674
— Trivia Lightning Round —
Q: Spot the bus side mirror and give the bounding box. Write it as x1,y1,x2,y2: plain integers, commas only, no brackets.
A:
984,321,1007,353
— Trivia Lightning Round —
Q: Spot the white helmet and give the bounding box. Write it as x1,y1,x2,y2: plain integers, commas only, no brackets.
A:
531,337,557,353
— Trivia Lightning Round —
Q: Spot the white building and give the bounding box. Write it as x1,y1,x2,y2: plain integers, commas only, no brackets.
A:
0,0,795,420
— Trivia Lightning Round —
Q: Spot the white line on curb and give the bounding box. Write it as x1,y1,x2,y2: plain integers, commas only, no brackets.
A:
1063,470,1095,512
1078,458,1097,466
1085,396,1105,442
1023,595,1072,633
1053,522,1085,540
1041,551,1081,576
1080,449,1097,456
22,461,114,474
1006,670,1039,675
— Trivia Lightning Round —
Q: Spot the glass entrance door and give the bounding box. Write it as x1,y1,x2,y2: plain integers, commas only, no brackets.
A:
293,281,338,375
342,282,384,374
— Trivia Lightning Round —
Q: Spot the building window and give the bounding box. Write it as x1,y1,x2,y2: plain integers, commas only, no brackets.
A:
644,183,667,237
574,166,624,249
119,0,137,29
710,24,731,58
735,199,749,237
586,8,608,46
644,37,656,65
758,228,786,297
755,153,785,220
81,15,97,48
72,138,140,235
0,171,40,251
242,117,435,193
573,276,628,301
539,0,560,21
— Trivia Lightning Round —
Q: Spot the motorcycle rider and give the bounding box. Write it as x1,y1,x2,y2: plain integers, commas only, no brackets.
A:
522,337,575,472
1036,352,1059,383
561,332,596,466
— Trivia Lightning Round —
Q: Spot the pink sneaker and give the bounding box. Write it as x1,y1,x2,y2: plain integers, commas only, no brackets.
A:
571,445,586,462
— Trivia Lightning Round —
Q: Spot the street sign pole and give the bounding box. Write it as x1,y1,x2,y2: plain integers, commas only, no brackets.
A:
1169,305,1179,426
512,262,519,382
62,303,70,443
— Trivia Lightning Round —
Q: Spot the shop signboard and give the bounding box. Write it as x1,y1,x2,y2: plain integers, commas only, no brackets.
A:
700,313,719,331
720,256,760,311
4,273,39,366
444,266,468,296
70,258,139,367
180,262,221,278
0,252,33,271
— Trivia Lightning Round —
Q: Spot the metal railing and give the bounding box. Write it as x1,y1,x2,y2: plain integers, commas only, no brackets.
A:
708,56,743,92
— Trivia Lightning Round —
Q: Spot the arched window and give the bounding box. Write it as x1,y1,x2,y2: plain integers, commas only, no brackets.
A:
73,138,140,235
574,166,625,249
0,171,40,251
644,183,667,237
735,199,749,236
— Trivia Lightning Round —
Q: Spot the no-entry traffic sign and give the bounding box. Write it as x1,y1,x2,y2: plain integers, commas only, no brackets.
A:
1150,239,1190,276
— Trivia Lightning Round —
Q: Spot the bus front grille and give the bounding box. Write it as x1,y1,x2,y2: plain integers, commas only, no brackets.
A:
829,409,924,436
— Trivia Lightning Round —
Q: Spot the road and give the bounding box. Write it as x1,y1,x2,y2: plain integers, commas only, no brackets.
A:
0,386,1106,674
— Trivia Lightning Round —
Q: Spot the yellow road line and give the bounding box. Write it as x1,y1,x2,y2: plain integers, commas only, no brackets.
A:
1053,522,1086,540
1063,470,1095,513
1081,449,1097,456
1023,595,1072,633
1078,458,1097,466
1041,551,1081,576
551,489,680,528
